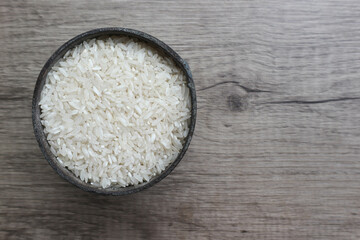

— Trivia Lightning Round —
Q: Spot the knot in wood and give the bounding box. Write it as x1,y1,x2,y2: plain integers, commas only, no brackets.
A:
227,94,247,112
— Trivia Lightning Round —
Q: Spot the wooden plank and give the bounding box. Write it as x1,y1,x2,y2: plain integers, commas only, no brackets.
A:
1,0,360,239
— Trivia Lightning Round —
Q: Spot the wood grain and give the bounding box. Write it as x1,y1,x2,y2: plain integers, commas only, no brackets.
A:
1,0,360,239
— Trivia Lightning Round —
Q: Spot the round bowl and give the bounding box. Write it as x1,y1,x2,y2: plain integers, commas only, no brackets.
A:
32,28,197,195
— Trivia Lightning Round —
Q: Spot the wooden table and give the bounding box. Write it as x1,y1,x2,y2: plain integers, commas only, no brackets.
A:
1,1,360,239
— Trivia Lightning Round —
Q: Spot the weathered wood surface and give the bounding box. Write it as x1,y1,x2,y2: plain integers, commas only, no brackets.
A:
1,0,360,239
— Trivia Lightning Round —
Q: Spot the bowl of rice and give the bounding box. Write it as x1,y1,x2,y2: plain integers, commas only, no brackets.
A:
32,28,196,195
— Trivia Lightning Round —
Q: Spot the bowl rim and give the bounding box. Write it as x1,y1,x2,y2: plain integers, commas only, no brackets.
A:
32,27,197,195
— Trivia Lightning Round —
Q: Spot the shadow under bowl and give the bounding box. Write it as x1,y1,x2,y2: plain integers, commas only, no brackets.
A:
32,28,197,195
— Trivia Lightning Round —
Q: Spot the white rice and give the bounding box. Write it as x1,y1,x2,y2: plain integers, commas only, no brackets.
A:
39,37,191,188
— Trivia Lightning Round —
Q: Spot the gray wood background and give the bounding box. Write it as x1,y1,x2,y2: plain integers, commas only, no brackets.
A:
1,0,360,239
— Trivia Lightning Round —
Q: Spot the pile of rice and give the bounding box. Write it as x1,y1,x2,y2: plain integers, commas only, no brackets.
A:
39,37,191,188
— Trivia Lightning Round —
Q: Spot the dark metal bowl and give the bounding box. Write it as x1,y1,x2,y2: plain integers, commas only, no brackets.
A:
32,28,197,195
